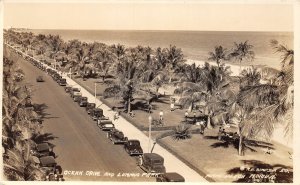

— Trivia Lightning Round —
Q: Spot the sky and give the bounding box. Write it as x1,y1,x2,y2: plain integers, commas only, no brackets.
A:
3,1,294,31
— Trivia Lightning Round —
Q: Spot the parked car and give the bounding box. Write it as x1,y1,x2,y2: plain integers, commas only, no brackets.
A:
124,140,143,156
36,75,44,82
31,143,54,157
70,88,81,98
36,143,52,157
58,78,67,86
156,172,185,182
65,85,72,93
55,75,63,83
39,156,57,170
73,95,82,102
97,120,115,131
138,153,166,173
107,129,128,144
78,97,88,107
97,116,110,124
86,103,96,114
91,108,103,121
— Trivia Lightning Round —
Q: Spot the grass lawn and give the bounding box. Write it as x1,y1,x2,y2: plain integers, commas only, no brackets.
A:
159,127,293,182
74,76,293,182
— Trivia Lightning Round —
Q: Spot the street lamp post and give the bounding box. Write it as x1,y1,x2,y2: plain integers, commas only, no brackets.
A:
148,115,153,153
94,82,97,104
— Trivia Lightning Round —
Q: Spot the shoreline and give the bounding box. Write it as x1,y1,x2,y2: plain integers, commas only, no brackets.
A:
186,59,266,76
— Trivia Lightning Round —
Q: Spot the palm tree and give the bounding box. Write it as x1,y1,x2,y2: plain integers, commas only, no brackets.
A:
93,48,114,82
208,45,228,68
111,44,126,64
270,39,294,70
2,57,46,180
247,40,294,140
229,41,255,74
240,66,261,87
231,84,280,156
165,45,185,70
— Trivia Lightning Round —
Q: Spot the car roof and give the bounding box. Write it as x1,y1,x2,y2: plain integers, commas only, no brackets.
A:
39,156,56,165
36,143,50,152
163,172,185,182
143,153,164,160
100,120,113,124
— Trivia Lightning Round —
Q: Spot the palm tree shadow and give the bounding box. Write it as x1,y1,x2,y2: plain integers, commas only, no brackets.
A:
32,133,58,145
227,160,293,182
204,135,274,153
33,103,60,120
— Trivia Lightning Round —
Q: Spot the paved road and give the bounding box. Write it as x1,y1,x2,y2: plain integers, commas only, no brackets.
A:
5,47,154,181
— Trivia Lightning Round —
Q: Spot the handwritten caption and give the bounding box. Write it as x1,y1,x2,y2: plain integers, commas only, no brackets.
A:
206,166,291,181
63,170,160,178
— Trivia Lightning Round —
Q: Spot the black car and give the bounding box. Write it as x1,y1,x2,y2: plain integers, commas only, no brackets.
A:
31,143,54,157
86,103,96,114
156,172,185,182
58,78,67,86
78,97,88,107
73,95,82,102
97,120,115,131
139,153,166,173
91,108,103,121
97,116,110,124
107,129,128,144
39,156,57,167
70,88,81,98
124,140,143,156
65,86,72,93
36,76,44,82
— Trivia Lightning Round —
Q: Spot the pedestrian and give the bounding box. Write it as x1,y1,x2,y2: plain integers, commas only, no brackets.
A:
148,103,152,114
159,110,164,121
199,121,205,135
170,102,175,111
184,111,189,122
218,127,223,140
114,111,119,121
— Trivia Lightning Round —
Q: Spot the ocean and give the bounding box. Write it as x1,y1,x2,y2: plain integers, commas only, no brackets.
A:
30,30,293,70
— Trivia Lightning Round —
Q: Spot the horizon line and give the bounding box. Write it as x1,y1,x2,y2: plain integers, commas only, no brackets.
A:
5,27,294,33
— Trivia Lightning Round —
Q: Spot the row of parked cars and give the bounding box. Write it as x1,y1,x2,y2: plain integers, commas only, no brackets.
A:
12,44,185,182
61,85,185,182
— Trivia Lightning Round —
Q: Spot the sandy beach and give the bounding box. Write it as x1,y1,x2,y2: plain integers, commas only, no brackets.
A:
186,59,262,76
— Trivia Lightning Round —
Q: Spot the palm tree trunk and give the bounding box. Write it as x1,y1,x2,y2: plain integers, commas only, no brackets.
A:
128,97,131,113
238,126,244,156
207,115,212,129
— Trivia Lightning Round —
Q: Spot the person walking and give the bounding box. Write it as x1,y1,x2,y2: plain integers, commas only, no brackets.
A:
114,111,119,121
148,103,152,114
159,110,164,121
184,111,189,122
170,102,175,112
